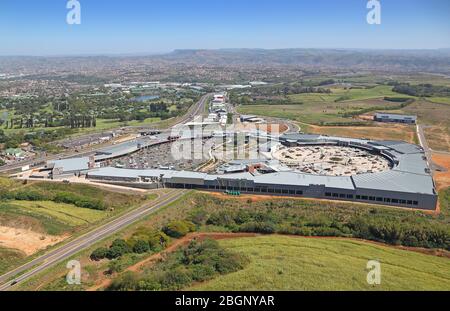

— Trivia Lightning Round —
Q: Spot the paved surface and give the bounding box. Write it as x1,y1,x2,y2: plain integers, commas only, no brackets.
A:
417,124,447,173
0,189,187,291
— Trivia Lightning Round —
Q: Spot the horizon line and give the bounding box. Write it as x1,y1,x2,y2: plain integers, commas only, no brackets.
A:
1,47,450,58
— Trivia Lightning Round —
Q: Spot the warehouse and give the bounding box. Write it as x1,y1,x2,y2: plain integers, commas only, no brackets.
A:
374,113,417,124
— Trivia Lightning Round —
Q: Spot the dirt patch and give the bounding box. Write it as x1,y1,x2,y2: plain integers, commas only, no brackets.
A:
0,226,67,256
432,153,450,190
304,122,415,143
426,126,450,153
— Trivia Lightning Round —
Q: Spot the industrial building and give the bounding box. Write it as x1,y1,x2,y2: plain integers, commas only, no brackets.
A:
374,113,417,124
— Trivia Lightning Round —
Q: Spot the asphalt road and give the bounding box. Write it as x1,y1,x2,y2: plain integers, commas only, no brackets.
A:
0,94,212,174
417,124,447,173
0,189,187,291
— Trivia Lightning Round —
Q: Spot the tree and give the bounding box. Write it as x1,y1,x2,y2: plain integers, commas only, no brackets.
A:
90,247,108,261
163,220,196,238
110,239,132,254
133,240,150,254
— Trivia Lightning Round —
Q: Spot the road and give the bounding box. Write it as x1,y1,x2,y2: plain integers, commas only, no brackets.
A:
0,189,187,291
417,124,447,173
0,94,212,174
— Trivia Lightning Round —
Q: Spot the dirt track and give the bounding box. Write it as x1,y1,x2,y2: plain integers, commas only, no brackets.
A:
432,153,450,190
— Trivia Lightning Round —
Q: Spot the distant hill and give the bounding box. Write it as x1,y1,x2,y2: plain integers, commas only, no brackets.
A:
158,48,450,73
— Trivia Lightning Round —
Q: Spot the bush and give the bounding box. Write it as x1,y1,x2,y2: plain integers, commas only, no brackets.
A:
163,220,196,238
107,239,249,291
133,240,150,254
106,246,125,260
12,190,47,201
238,221,276,234
54,191,106,210
147,231,170,250
111,239,132,254
108,259,128,274
107,272,139,291
104,239,132,259
90,247,108,261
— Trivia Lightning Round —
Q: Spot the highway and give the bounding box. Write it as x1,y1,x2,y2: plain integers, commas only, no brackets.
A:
0,93,211,174
0,189,187,291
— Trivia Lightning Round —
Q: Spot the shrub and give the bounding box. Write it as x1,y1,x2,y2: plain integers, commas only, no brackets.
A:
111,239,132,254
147,231,170,250
12,190,46,201
90,247,108,261
238,221,276,234
106,246,125,260
133,240,150,254
54,191,106,210
163,220,196,238
107,272,139,291
108,259,127,274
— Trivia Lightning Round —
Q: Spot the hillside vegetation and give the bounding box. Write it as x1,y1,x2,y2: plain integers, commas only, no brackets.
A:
190,236,450,291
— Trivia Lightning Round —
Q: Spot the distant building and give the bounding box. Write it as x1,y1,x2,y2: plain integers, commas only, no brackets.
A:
5,148,23,158
240,115,265,123
374,113,417,124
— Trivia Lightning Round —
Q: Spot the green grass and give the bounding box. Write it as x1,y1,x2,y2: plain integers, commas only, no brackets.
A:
9,200,106,226
288,85,411,104
429,97,450,105
238,85,414,125
0,247,26,275
190,235,450,291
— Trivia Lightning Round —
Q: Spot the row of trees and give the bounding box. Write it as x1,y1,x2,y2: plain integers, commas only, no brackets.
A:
392,83,450,97
186,196,449,250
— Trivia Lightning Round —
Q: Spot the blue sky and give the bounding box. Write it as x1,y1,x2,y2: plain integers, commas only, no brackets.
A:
0,0,449,55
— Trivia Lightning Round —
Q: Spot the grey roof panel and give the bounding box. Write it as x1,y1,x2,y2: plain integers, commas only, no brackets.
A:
352,171,435,195
51,157,90,172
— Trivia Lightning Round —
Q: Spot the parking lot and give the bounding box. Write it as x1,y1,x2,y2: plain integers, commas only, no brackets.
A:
108,139,214,171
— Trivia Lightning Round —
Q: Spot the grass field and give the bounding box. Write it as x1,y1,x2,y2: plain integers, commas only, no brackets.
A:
190,235,450,291
429,97,450,105
288,85,411,104
0,247,26,275
9,200,106,226
238,86,413,125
